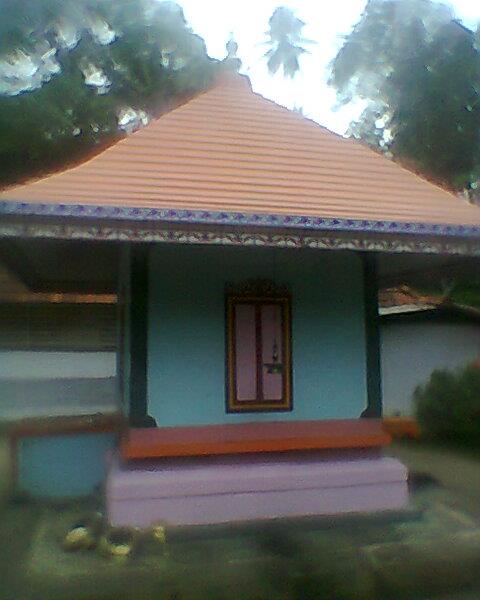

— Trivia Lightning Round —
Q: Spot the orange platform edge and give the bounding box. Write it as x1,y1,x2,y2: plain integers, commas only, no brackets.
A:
120,419,392,460
383,417,421,440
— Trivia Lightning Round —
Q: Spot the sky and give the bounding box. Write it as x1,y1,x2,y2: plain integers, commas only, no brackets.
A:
179,0,480,134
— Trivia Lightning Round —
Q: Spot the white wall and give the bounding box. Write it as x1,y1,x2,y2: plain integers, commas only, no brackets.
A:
0,351,116,379
381,322,480,416
0,351,118,420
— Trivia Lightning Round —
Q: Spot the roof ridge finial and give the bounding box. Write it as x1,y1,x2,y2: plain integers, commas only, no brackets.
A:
224,33,242,72
226,33,238,59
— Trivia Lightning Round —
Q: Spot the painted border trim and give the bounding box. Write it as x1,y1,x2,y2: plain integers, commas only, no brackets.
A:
2,219,480,257
1,200,480,238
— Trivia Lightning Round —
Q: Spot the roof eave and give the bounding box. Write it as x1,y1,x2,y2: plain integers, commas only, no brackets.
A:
1,199,480,239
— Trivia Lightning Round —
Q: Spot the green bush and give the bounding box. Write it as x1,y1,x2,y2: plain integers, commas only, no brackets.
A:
414,363,480,446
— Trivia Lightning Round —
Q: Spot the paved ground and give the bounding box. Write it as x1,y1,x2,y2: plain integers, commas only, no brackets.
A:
1,439,480,599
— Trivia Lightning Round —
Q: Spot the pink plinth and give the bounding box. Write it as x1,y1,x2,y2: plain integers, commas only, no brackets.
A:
106,451,409,528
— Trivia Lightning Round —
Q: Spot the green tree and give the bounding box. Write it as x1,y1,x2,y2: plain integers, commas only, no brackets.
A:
264,7,312,78
0,0,216,186
415,363,480,445
329,0,480,193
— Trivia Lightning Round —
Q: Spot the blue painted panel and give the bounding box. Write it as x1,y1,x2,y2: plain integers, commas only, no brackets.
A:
18,433,116,498
148,245,367,426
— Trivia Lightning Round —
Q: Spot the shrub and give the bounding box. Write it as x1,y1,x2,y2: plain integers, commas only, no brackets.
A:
414,362,480,446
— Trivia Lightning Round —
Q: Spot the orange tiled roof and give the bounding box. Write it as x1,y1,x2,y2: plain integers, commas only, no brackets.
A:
378,286,441,309
2,72,480,227
379,285,480,320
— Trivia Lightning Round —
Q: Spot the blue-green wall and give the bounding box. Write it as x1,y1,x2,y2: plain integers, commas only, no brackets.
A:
148,245,367,426
18,433,116,498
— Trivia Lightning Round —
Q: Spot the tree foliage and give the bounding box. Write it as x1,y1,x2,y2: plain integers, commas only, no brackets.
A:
264,7,312,78
415,363,480,445
0,0,216,186
330,0,480,193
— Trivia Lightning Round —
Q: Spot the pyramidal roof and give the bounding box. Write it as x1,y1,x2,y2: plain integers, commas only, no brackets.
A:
2,71,480,228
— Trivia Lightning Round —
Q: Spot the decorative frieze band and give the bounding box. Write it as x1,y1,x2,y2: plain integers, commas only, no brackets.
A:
1,219,479,256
